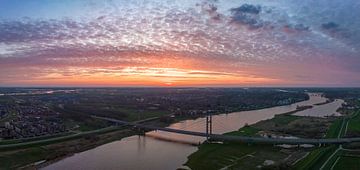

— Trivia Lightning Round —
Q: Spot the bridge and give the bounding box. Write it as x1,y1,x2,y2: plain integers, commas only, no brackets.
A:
93,116,360,145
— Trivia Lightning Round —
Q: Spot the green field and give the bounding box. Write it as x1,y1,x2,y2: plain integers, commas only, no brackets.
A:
333,156,360,170
293,146,338,170
186,143,287,170
325,118,343,138
347,110,360,135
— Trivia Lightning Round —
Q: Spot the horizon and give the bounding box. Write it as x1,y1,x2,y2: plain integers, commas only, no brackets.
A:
1,85,359,88
1,0,360,87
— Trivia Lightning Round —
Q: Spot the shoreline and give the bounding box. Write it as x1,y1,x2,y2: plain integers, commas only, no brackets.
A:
284,105,314,115
314,99,334,106
37,129,137,169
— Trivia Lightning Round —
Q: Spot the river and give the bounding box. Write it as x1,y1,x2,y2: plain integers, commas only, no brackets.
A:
43,93,343,170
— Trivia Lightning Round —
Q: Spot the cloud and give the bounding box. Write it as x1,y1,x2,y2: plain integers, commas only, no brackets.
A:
322,22,339,30
229,4,263,29
0,0,359,86
231,4,261,15
285,24,310,32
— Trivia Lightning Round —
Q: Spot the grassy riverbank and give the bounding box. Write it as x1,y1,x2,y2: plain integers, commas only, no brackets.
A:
0,126,135,169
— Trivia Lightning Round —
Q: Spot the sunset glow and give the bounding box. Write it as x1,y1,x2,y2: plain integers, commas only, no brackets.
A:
0,0,360,87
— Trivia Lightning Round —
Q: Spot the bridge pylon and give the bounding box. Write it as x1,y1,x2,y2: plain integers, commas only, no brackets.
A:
206,113,212,140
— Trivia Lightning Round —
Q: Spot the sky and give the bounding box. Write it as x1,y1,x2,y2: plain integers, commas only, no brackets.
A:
0,0,360,87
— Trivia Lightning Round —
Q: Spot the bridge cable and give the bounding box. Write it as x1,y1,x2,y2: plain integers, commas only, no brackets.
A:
212,120,229,131
177,118,207,130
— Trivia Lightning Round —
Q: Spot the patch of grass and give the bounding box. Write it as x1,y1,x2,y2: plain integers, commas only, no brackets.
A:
333,156,360,170
294,146,337,170
124,109,169,122
326,118,343,138
0,147,48,169
0,109,17,125
186,142,285,170
310,146,338,169
0,96,14,103
347,110,360,134
272,115,300,125
0,132,73,145
254,114,300,130
225,126,259,136
77,119,110,131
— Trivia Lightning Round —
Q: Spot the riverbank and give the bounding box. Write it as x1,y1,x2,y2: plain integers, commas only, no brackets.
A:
0,127,137,169
36,129,137,169
283,105,313,115
314,99,334,106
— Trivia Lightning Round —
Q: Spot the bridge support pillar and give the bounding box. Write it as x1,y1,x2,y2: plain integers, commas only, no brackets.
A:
206,113,213,141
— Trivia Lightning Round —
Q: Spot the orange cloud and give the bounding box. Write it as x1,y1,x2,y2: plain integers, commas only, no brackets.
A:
11,66,279,87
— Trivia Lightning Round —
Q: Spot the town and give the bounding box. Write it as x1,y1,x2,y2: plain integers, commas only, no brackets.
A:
0,104,66,139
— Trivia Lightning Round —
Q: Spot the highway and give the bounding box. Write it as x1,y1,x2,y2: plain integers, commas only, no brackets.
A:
93,116,360,145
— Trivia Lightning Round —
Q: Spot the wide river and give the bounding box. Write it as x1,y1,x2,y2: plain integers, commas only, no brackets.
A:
44,93,343,170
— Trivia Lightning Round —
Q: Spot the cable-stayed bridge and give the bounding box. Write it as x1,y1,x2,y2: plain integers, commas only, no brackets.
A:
93,116,360,145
